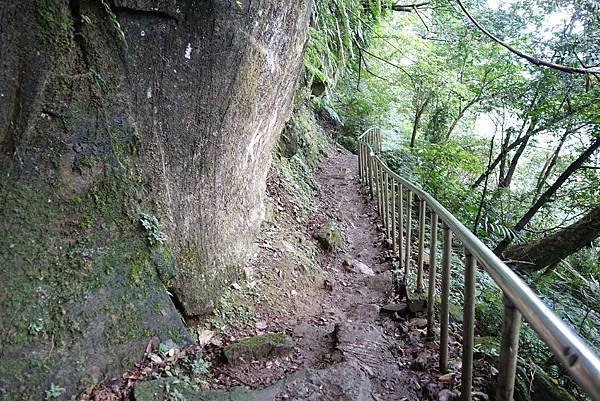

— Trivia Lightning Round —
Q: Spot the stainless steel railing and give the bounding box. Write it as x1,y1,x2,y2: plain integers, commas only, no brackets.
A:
357,127,600,401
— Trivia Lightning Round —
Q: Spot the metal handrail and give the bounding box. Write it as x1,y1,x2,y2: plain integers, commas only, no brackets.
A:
357,127,600,401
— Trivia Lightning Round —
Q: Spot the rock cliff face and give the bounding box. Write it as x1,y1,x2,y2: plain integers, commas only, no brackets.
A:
0,0,310,397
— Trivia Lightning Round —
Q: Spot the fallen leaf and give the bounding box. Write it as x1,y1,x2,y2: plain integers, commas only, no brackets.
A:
438,372,455,382
144,339,154,354
198,329,216,346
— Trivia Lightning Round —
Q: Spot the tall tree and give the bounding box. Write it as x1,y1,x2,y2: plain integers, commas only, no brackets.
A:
504,207,600,271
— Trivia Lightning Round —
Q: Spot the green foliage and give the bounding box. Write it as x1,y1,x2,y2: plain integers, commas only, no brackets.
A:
100,0,126,43
191,357,210,376
140,213,167,246
44,384,65,400
305,0,391,87
383,139,485,224
326,5,598,400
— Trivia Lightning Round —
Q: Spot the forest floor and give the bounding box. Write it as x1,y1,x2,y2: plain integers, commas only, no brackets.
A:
82,151,483,401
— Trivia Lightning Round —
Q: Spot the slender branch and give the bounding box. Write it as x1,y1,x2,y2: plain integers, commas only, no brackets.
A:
455,0,600,76
357,45,415,83
357,50,363,90
361,55,392,83
473,138,495,233
413,5,430,32
389,2,431,12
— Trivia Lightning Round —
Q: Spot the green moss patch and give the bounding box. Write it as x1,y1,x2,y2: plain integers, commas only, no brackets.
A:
223,333,296,364
316,220,346,252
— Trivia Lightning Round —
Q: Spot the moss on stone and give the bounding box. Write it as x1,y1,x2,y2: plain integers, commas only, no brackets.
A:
223,333,296,364
316,220,346,252
0,153,189,398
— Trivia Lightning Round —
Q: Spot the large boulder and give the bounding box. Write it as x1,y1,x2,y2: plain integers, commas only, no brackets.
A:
0,0,311,398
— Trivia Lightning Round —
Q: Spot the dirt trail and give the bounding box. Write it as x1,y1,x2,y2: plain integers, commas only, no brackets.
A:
265,152,424,400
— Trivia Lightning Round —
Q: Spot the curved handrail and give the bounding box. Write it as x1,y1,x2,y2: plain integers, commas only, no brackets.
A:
357,127,600,401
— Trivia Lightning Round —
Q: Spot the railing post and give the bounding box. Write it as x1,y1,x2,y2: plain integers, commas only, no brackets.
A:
368,151,374,199
358,143,362,181
378,164,384,217
360,144,365,183
495,296,522,401
398,184,404,271
426,211,438,340
404,190,413,283
362,143,369,184
373,162,381,215
391,180,397,253
384,171,390,237
461,250,476,401
417,198,426,292
440,225,452,373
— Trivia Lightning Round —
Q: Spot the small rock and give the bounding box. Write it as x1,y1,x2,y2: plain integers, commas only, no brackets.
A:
255,321,268,331
343,258,374,276
411,318,428,328
380,303,409,314
315,221,345,251
438,372,455,382
438,389,456,401
197,329,215,346
148,353,162,364
409,299,427,313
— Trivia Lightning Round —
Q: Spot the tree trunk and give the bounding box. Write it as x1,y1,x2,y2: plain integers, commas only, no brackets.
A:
0,0,311,397
494,137,600,254
411,97,430,147
445,96,478,142
533,130,569,199
472,130,531,188
473,138,495,233
504,207,600,271
471,104,589,189
498,128,513,185
498,135,529,188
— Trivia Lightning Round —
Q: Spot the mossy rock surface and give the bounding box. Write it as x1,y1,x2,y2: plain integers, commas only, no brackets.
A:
134,361,372,401
0,0,311,397
316,220,346,252
134,377,281,401
223,333,295,364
